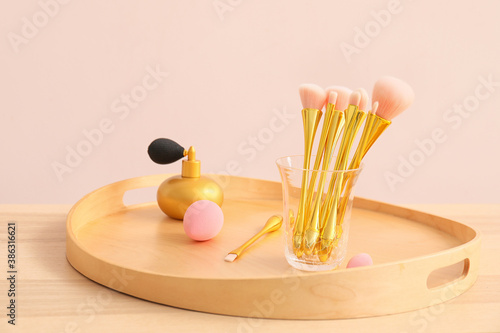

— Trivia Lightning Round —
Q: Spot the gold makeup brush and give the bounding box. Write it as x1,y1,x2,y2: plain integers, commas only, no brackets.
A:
332,101,380,201
319,92,365,222
292,84,326,258
330,103,381,226
300,87,350,255
305,94,336,209
335,77,415,229
318,92,367,262
224,215,283,262
349,78,414,169
303,92,345,255
303,86,352,213
348,102,380,169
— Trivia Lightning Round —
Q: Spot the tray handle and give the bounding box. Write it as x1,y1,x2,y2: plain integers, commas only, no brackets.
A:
421,238,480,303
117,174,169,207
69,174,170,227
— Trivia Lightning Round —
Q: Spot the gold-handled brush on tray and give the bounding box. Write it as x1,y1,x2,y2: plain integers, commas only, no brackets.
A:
292,76,415,264
293,84,326,258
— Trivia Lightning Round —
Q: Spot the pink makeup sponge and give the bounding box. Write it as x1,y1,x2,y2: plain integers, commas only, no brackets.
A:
346,253,373,268
183,200,224,241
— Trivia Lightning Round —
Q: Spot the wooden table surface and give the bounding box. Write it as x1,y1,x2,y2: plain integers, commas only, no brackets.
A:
1,203,499,333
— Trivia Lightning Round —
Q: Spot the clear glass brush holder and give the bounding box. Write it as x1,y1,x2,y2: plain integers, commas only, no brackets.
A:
276,155,363,271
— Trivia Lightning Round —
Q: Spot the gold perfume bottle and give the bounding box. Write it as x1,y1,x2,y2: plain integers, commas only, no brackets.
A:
156,146,224,220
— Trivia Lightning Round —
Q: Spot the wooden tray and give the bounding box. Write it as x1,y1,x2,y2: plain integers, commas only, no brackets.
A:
66,174,480,319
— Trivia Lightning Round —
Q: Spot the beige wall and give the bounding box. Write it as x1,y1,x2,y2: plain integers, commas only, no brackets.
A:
1,0,499,204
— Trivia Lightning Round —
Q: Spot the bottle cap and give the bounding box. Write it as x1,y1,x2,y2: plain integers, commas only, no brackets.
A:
182,146,200,178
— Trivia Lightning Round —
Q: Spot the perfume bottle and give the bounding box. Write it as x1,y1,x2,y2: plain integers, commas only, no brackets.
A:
148,138,223,220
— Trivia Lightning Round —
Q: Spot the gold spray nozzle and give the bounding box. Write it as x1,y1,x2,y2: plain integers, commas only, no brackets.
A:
182,146,200,178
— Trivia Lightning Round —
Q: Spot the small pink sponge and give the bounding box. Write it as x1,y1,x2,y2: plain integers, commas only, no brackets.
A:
346,253,373,268
183,200,224,241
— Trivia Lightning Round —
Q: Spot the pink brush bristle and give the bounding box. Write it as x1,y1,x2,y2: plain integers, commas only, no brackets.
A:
355,88,369,111
299,84,327,110
328,91,338,106
372,76,415,121
325,86,352,111
348,91,361,106
371,101,379,114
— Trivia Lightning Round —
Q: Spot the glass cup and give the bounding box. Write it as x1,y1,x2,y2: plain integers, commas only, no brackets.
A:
276,155,363,271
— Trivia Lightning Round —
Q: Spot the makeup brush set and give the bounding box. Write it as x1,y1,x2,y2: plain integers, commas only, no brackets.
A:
287,76,414,267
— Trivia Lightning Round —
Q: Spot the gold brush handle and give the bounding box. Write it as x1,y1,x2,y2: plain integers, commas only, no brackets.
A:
318,106,366,261
333,113,392,243
320,105,365,223
349,112,376,169
303,108,344,255
229,215,283,257
334,112,378,208
333,113,390,208
349,113,391,169
318,172,344,262
293,108,322,258
304,105,335,210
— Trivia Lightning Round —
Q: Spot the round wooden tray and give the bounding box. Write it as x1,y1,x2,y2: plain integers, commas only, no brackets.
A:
66,174,480,319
